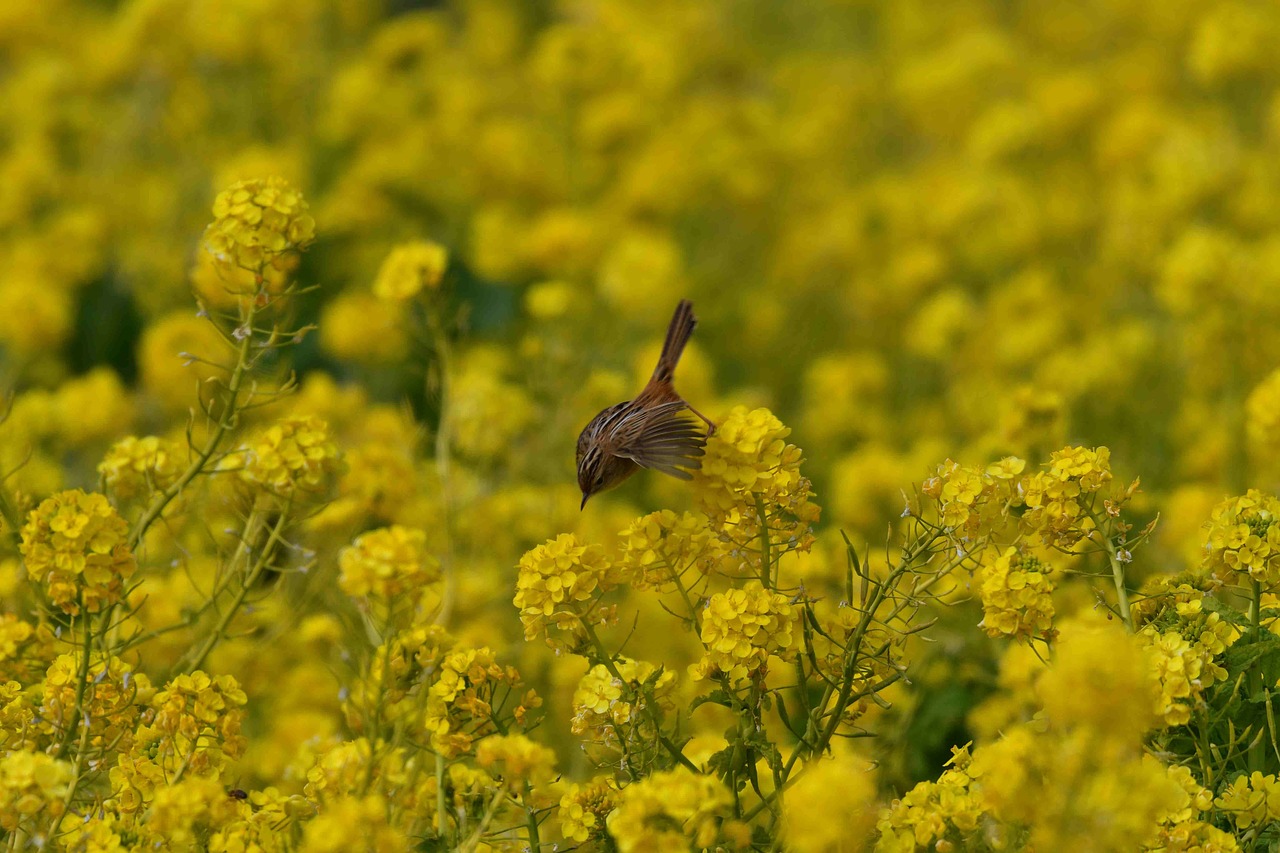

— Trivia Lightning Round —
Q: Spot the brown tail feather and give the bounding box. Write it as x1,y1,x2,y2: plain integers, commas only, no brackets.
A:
651,300,696,386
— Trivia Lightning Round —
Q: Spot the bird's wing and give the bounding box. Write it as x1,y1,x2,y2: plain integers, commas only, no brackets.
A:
614,401,706,480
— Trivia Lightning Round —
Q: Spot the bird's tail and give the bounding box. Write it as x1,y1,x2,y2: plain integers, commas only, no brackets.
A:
651,300,696,386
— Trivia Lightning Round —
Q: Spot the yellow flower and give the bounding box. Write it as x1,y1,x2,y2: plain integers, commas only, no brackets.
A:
571,657,675,741
371,240,449,300
1021,445,1114,549
42,653,153,756
606,767,731,853
20,490,136,614
474,733,556,789
618,509,723,590
338,525,440,603
514,533,622,649
977,546,1056,642
319,291,410,364
1140,629,1205,727
559,777,619,844
58,811,125,853
695,406,803,512
876,746,984,853
143,670,248,778
300,795,408,853
784,748,876,852
203,176,315,274
238,414,340,498
693,406,820,567
1215,771,1280,830
0,750,73,832
422,646,532,757
1148,819,1242,852
1038,616,1160,742
692,580,799,684
922,457,1017,538
1133,586,1240,729
98,435,182,501
1204,490,1280,587
144,776,238,847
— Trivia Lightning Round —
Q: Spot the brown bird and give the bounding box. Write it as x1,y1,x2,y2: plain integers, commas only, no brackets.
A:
576,300,714,509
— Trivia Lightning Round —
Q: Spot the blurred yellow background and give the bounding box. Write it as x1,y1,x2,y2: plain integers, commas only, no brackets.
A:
4,0,1280,845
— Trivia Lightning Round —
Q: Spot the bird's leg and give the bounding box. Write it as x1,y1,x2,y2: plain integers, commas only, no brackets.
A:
686,404,717,436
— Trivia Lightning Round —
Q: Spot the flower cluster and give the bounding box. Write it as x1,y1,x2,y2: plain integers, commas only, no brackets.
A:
98,435,183,501
474,733,556,789
141,776,241,849
372,240,449,301
618,509,722,590
692,580,799,683
977,546,1056,642
139,671,248,780
20,490,136,614
41,652,152,754
1021,445,1115,550
783,749,877,853
559,777,619,844
514,533,622,649
571,657,675,742
0,750,73,833
423,645,533,757
876,746,986,852
1204,490,1280,586
606,767,732,853
695,407,803,511
202,177,315,275
338,525,440,609
238,415,340,499
299,794,407,853
1135,588,1239,727
343,623,454,733
922,456,1024,540
693,407,820,573
1215,772,1280,830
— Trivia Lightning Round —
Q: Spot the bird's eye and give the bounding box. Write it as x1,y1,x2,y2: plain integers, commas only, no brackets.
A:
595,475,605,486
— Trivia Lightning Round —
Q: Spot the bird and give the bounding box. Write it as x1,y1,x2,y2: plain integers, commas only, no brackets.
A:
576,299,714,509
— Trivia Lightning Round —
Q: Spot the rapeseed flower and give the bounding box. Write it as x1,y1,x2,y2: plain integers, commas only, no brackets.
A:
692,580,799,684
203,177,315,275
20,490,135,614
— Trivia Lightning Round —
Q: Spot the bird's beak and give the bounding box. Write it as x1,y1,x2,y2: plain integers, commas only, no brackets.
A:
580,493,589,511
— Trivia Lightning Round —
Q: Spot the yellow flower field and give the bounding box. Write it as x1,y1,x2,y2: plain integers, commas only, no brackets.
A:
3,0,1280,850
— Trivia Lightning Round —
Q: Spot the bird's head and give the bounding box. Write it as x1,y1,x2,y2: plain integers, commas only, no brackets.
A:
577,451,638,509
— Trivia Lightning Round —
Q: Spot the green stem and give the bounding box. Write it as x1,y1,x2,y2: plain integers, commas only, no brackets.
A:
1100,525,1134,632
182,498,290,674
581,619,699,773
522,782,542,851
460,787,507,852
755,496,773,588
1250,578,1266,773
1251,579,1262,636
436,752,451,846
55,596,94,760
128,298,258,552
670,563,702,632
